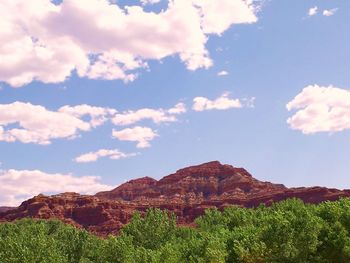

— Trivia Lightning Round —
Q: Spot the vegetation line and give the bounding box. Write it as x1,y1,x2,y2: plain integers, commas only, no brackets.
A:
1,198,350,262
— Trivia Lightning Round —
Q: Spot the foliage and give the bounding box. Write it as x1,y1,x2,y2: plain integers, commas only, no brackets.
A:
2,198,350,262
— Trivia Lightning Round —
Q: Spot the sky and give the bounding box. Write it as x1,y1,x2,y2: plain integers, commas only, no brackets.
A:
0,0,350,206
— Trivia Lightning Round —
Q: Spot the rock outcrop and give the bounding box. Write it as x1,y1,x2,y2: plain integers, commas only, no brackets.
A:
0,207,14,213
1,161,349,236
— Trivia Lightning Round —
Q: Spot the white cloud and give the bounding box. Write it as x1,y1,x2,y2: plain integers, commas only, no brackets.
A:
59,104,117,127
112,126,158,148
0,0,258,87
0,169,113,206
308,6,318,16
140,0,161,5
192,92,243,111
242,96,256,108
112,102,186,126
0,102,127,145
0,102,90,144
287,84,350,134
217,70,229,76
192,0,258,35
168,102,186,114
0,101,188,145
323,8,338,17
75,148,137,163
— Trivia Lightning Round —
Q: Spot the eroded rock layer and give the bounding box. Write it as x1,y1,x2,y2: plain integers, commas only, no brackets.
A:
1,161,349,236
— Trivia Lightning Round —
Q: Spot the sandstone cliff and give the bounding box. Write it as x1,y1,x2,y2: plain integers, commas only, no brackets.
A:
0,207,14,213
1,161,349,236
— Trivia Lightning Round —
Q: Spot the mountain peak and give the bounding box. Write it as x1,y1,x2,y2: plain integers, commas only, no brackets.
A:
96,161,268,201
175,160,230,172
2,161,350,236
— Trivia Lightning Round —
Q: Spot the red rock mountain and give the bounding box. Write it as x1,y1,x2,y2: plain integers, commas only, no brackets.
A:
0,207,14,213
1,161,349,236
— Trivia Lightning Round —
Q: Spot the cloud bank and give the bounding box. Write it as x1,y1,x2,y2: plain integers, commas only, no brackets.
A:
0,97,250,147
0,101,186,145
0,0,258,87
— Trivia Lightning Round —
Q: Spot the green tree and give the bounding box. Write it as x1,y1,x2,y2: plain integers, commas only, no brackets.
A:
121,208,177,250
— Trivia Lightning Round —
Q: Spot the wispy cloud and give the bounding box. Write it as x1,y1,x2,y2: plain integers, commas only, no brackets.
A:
140,0,161,5
307,6,338,18
323,8,338,17
75,149,137,163
217,70,229,76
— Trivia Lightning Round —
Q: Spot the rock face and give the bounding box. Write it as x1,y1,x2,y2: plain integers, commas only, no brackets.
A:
0,207,14,213
1,161,350,236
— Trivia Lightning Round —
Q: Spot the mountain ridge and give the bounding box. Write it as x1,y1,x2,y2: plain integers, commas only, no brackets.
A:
95,161,286,201
0,207,14,213
1,161,349,236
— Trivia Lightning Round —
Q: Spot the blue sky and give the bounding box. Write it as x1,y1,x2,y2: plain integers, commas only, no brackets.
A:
0,0,349,206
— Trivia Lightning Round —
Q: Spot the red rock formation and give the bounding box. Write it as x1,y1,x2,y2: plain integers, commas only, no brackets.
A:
1,161,350,236
0,207,14,213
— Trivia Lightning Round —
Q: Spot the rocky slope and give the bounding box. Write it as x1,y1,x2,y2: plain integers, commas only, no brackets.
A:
0,207,14,213
1,161,349,236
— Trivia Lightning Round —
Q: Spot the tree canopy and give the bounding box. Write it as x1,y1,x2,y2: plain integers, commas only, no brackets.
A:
1,198,350,262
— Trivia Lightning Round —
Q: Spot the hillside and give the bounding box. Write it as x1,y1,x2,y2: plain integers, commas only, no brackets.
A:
1,161,349,235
